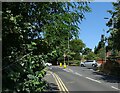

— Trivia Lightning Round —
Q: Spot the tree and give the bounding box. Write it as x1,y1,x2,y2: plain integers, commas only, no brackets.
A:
70,39,85,53
69,39,85,60
2,2,91,92
85,52,96,60
2,3,48,92
82,47,92,55
93,34,107,60
106,1,120,51
93,2,120,75
94,34,105,54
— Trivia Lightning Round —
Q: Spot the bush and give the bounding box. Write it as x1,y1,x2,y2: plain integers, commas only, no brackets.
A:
100,60,120,77
68,60,80,66
2,54,48,93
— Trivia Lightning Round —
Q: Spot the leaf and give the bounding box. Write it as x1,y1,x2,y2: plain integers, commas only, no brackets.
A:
31,42,36,46
27,74,35,79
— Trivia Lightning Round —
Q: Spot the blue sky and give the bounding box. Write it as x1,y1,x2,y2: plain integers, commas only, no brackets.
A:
79,2,114,51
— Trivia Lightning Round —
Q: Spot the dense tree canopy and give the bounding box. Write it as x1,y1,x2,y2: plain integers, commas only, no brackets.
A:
68,39,85,60
70,39,85,54
106,1,120,51
82,47,92,55
2,2,90,92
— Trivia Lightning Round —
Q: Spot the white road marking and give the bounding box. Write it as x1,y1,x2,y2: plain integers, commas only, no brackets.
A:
68,69,73,72
63,69,70,72
58,66,120,91
111,86,120,90
75,72,83,76
85,77,101,83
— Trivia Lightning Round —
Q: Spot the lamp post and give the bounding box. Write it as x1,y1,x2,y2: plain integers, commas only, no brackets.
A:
68,32,70,66
103,17,109,63
103,29,107,63
101,29,107,71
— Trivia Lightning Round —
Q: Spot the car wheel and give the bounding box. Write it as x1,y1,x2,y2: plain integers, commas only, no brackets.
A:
81,64,84,67
92,64,95,67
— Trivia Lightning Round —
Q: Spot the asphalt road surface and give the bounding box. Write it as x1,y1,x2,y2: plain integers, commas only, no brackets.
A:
48,66,120,92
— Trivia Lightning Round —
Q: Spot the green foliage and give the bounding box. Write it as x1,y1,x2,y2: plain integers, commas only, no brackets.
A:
2,2,90,92
84,52,96,60
106,1,120,51
64,39,85,60
93,34,106,60
97,48,105,59
3,53,48,92
70,39,85,53
94,35,105,54
82,47,92,55
69,60,80,66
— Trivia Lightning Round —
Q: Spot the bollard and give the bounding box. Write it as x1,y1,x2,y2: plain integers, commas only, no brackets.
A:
60,63,62,67
63,63,67,69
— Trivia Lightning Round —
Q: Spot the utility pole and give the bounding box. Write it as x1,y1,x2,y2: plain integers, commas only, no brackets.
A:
103,29,106,63
68,32,70,66
103,17,109,63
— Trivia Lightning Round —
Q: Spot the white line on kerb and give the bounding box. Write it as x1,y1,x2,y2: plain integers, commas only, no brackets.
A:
85,77,101,83
75,72,83,76
111,86,120,90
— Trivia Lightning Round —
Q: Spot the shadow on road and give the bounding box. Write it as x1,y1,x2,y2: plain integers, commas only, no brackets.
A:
92,71,120,83
44,81,59,92
48,82,59,91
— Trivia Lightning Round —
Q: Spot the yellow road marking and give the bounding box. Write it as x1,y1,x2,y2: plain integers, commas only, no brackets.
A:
52,72,62,91
48,71,61,91
54,73,69,93
48,71,69,92
54,73,66,91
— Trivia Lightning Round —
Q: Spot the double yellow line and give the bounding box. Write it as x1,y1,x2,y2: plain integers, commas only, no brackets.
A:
48,71,69,93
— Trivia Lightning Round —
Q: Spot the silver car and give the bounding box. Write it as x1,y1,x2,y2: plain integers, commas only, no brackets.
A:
80,60,97,68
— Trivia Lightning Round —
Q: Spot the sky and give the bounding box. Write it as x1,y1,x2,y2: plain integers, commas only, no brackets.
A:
79,2,114,51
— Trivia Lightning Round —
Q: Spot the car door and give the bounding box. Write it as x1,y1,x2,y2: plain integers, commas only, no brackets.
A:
84,61,93,68
84,61,89,67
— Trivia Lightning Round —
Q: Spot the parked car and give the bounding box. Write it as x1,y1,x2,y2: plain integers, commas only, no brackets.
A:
80,62,85,67
80,60,98,68
45,62,52,66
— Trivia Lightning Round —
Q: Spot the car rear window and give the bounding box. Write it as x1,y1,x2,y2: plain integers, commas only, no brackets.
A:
86,61,94,62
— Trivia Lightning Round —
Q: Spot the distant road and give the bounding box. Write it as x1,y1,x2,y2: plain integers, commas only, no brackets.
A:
49,66,120,92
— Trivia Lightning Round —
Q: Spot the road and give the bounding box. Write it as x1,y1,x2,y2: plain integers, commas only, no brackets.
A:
47,66,120,92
